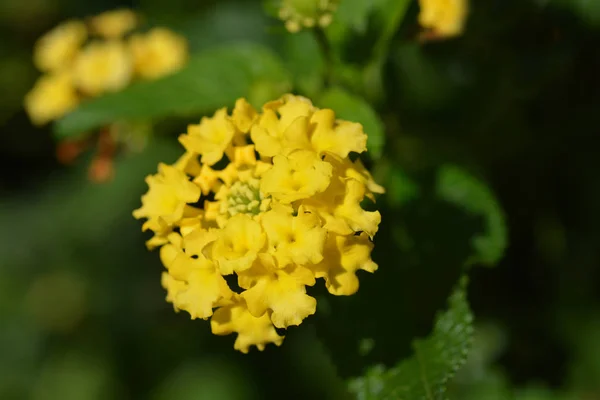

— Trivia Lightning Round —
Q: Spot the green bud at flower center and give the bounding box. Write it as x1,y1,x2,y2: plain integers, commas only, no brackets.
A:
225,178,265,216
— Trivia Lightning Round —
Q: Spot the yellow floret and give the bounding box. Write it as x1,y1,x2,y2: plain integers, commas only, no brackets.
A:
132,163,201,237
419,0,468,38
24,72,79,126
72,40,133,96
88,8,138,39
211,295,284,354
129,28,189,79
179,108,236,166
33,20,87,72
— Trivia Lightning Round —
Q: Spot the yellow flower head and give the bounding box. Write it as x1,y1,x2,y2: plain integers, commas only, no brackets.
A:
72,40,133,96
24,72,79,126
88,8,138,39
134,95,384,352
129,28,189,79
278,0,339,33
33,20,87,72
418,0,468,38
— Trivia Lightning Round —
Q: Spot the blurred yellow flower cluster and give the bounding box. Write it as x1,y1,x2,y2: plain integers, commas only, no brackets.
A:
278,0,339,33
24,8,188,126
133,94,384,353
418,0,468,39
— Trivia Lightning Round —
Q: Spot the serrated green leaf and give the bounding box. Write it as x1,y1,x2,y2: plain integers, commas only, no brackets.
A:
436,165,507,266
318,87,385,159
54,43,291,139
349,277,473,400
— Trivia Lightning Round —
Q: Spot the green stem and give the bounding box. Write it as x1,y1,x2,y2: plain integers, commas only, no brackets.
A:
314,27,334,87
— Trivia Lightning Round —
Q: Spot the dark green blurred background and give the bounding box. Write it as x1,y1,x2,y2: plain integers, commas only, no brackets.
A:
1,0,599,399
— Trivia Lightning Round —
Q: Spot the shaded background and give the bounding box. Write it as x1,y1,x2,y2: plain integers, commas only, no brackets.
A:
1,0,599,399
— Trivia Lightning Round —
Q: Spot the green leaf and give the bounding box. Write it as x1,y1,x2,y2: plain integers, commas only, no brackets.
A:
54,43,291,139
32,349,119,400
371,0,412,58
318,87,385,159
391,44,456,110
349,277,474,400
0,137,181,268
436,165,507,266
371,160,420,206
152,360,254,400
334,0,381,33
282,31,325,98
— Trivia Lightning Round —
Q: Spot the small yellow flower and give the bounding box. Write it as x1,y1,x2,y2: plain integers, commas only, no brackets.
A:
313,232,378,296
212,214,266,275
88,8,138,39
232,98,258,134
129,28,188,79
211,295,284,354
33,20,87,72
278,0,339,33
309,109,367,158
179,108,236,166
418,0,468,38
134,94,384,352
132,163,201,236
261,206,326,267
261,150,332,203
167,254,233,319
72,40,133,96
24,72,79,126
241,260,316,329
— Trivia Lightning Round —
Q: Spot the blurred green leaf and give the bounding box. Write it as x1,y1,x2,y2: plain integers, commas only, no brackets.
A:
283,31,324,98
371,0,412,58
54,43,291,139
152,360,256,400
391,44,456,110
448,368,512,400
349,277,473,400
177,1,275,52
562,312,600,394
261,0,280,19
32,349,121,400
436,165,507,267
0,137,180,268
318,87,385,159
325,0,411,102
550,0,600,28
334,0,381,33
514,385,580,400
372,160,420,206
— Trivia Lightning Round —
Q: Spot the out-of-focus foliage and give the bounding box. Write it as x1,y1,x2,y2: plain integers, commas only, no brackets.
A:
55,43,291,138
349,277,473,400
437,165,507,266
1,0,599,399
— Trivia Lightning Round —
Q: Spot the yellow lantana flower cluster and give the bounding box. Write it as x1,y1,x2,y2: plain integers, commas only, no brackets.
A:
278,0,339,33
24,8,188,126
134,95,384,353
418,0,468,39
